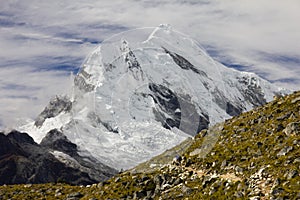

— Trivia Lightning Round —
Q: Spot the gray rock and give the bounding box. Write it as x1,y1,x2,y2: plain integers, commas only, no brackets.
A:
97,182,103,188
202,175,217,188
271,187,284,196
291,96,300,104
146,190,153,198
133,191,146,199
235,166,244,174
249,196,260,200
284,122,300,136
161,183,172,190
24,184,32,188
153,174,163,187
173,178,183,186
154,184,161,193
143,179,155,191
276,113,290,121
182,184,193,195
67,192,84,198
294,157,300,163
241,156,248,161
141,175,149,182
209,187,217,195
74,73,95,92
34,95,72,127
66,192,84,200
237,183,244,191
221,160,227,168
277,146,293,156
274,178,281,186
255,149,262,157
55,189,61,193
287,170,298,180
276,124,285,132
162,173,172,185
234,191,244,198
55,192,62,197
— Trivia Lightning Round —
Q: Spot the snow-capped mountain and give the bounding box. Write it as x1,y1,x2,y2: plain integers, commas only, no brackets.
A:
20,25,286,170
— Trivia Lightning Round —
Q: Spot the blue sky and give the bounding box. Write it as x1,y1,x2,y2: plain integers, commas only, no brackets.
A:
0,0,299,129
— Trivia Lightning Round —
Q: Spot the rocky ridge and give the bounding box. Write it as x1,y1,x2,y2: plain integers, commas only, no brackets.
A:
0,129,116,186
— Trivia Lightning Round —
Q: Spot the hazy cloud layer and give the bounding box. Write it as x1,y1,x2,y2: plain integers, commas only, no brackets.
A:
0,0,299,129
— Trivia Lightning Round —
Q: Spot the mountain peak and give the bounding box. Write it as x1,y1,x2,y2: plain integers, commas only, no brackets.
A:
120,39,130,52
19,26,287,170
158,23,173,31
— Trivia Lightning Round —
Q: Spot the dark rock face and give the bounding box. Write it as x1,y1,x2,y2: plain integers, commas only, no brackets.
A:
74,68,95,93
124,47,141,71
0,132,27,157
212,88,245,117
149,83,181,130
212,76,268,117
163,47,207,77
284,122,300,136
162,47,265,119
226,102,243,117
35,96,72,127
40,129,78,157
149,83,209,136
41,129,118,182
7,130,36,145
74,75,95,93
0,130,117,185
237,76,266,107
122,40,144,81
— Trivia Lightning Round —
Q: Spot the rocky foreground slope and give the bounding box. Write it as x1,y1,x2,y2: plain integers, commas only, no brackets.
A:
1,91,300,199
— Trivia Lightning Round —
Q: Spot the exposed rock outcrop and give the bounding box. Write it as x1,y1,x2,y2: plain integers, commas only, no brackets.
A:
0,129,117,185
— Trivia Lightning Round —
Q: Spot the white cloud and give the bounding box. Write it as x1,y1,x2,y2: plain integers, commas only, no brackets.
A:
0,65,73,128
0,0,299,129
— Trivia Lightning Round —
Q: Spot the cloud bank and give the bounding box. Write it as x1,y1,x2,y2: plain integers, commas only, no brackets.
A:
0,0,299,129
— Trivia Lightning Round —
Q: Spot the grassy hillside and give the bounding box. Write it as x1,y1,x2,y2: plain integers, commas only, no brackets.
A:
1,91,300,199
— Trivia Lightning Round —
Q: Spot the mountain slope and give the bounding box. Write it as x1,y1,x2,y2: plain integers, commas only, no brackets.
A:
87,90,300,199
20,25,286,170
0,129,116,185
2,91,299,199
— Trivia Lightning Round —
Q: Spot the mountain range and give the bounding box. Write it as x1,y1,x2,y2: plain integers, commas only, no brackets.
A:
1,25,287,185
1,81,299,199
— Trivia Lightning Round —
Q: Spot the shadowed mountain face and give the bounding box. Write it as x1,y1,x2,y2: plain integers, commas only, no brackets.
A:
0,130,117,185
